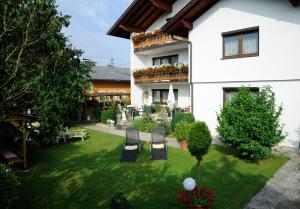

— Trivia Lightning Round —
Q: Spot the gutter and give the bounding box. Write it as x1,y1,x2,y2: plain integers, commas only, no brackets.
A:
171,35,193,114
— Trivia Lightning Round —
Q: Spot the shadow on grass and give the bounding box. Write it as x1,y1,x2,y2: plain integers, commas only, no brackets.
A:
13,132,288,209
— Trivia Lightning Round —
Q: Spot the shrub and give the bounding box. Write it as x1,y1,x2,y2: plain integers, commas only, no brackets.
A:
171,112,195,131
0,163,20,209
188,122,212,179
217,86,286,161
101,108,117,123
188,122,212,162
110,192,130,209
133,114,156,133
175,121,192,142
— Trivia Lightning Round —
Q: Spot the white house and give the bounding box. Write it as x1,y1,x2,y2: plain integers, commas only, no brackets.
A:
108,0,300,148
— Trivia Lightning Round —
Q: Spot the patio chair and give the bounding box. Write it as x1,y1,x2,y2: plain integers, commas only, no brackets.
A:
150,127,168,160
120,127,141,162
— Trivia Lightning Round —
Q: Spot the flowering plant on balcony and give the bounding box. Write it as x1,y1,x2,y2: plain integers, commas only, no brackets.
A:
177,187,215,209
132,29,161,44
133,64,189,79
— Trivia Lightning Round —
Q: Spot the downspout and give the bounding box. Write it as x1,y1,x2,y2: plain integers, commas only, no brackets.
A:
171,35,193,114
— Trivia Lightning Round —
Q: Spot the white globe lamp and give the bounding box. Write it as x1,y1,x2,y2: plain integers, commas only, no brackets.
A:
183,177,196,191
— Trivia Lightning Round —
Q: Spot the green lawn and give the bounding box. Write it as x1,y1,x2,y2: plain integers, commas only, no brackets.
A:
15,129,288,209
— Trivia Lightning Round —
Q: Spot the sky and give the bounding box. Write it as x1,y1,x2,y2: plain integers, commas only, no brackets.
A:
56,0,132,68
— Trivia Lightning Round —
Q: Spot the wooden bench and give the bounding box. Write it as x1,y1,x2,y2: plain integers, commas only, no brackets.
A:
0,149,23,166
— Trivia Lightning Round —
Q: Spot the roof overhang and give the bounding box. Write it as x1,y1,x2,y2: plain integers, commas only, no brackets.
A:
107,0,177,39
161,0,219,38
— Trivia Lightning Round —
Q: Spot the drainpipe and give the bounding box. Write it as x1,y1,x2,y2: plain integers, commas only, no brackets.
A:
171,35,193,114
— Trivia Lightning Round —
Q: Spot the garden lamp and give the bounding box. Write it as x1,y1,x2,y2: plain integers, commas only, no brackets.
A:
183,177,196,191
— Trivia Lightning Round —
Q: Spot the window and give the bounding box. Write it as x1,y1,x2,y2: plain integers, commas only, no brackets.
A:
152,89,178,104
223,87,259,104
222,27,259,59
153,55,178,66
98,90,106,102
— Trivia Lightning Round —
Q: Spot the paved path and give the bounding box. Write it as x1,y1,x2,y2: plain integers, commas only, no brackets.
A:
82,124,180,148
244,146,300,209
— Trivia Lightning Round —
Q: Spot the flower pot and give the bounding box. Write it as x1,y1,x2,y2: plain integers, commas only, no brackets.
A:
180,140,188,149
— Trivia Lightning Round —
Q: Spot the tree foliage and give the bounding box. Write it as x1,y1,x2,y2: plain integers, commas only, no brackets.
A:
0,0,93,143
217,86,286,161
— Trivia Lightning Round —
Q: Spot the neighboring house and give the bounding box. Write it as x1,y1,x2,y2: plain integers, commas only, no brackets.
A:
107,0,300,148
88,66,131,102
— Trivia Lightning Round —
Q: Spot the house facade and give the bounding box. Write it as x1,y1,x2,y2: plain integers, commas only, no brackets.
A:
108,0,300,148
88,66,131,102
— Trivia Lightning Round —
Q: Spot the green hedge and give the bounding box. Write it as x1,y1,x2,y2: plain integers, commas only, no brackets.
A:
133,114,156,133
0,163,19,209
171,112,195,131
217,86,285,161
101,108,117,123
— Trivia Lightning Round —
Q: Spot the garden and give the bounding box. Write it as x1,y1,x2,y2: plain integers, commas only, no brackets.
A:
6,129,288,209
0,0,291,208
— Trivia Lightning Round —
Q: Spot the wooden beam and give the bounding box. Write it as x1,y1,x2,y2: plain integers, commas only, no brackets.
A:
290,0,299,6
119,25,144,33
150,0,172,12
181,20,193,30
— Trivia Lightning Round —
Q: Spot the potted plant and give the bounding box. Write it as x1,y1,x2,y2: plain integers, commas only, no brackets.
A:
175,121,191,149
177,187,215,209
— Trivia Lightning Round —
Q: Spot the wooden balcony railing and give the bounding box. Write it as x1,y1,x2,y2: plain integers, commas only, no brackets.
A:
132,30,178,49
133,65,189,84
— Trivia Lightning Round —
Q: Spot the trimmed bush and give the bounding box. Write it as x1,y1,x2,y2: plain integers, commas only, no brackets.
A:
217,86,286,161
0,163,20,209
133,114,156,133
175,121,192,142
188,122,212,162
171,112,195,131
110,192,130,209
101,108,117,123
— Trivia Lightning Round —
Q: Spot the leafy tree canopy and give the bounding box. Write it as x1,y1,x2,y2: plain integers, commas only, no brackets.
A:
0,0,94,143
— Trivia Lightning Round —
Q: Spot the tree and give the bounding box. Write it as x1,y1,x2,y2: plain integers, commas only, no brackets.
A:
217,86,286,161
188,122,212,180
0,0,94,143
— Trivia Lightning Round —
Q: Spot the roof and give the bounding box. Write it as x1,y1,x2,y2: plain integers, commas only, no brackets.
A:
107,0,177,39
109,0,299,39
89,66,130,82
161,0,219,37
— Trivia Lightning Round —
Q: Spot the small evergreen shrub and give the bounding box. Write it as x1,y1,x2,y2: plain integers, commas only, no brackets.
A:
101,108,117,123
171,112,195,131
133,114,156,133
0,163,20,209
188,122,212,162
175,121,192,142
217,86,286,161
110,192,130,209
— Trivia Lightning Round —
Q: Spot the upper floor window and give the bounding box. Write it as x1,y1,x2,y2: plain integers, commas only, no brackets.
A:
222,27,259,59
153,55,178,66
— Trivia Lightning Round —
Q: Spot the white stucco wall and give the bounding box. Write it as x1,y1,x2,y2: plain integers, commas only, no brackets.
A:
190,0,300,148
190,0,300,82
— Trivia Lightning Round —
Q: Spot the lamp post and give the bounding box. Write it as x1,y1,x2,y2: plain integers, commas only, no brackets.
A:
183,177,196,191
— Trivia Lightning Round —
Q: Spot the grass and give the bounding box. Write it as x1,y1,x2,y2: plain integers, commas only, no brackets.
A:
14,129,289,209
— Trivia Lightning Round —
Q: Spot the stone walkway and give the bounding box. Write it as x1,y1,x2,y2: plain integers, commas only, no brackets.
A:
82,123,180,148
244,146,300,209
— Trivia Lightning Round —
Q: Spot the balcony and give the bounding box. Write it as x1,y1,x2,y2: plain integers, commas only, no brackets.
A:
133,64,189,84
132,30,188,55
